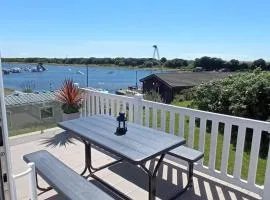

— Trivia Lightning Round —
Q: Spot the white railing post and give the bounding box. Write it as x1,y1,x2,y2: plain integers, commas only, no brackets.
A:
263,135,270,200
13,162,37,200
28,163,37,200
134,94,143,125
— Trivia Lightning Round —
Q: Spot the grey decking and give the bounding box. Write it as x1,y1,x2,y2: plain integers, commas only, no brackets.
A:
58,115,186,164
12,129,260,200
23,150,116,200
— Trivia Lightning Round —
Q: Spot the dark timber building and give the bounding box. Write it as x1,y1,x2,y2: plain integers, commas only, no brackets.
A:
140,72,234,103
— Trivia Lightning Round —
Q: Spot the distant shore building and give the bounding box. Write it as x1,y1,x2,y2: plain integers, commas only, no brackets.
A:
5,91,62,130
140,72,234,103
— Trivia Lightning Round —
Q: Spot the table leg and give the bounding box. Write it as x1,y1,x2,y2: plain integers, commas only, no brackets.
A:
80,141,90,176
168,162,194,200
88,143,123,172
36,173,52,192
140,154,165,200
81,141,123,176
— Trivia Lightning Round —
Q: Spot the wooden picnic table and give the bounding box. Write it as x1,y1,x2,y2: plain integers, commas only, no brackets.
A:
58,115,185,200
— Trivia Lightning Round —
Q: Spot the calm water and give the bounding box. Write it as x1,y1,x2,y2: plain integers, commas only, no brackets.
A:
2,63,162,92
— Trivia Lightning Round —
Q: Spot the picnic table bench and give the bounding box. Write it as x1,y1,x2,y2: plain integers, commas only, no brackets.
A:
23,150,117,200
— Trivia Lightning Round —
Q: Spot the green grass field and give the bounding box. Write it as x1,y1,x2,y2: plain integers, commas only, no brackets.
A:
172,101,193,108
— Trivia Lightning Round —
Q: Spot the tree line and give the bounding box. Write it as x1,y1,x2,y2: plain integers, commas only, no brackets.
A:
3,57,270,71
194,57,270,71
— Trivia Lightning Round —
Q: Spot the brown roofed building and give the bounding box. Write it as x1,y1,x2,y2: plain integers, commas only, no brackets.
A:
140,72,234,103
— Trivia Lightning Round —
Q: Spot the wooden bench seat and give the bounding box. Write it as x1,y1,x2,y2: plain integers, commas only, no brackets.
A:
167,146,204,199
168,146,204,162
23,150,116,200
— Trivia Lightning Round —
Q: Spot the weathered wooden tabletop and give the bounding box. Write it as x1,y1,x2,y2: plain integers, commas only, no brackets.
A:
58,115,185,164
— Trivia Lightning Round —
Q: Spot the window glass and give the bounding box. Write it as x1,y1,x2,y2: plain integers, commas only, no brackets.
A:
40,107,53,119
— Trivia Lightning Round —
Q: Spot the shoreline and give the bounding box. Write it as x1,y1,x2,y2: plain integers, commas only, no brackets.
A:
3,61,184,71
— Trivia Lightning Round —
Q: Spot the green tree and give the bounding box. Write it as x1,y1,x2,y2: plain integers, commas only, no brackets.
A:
160,57,167,63
194,57,226,71
191,70,270,121
143,61,153,68
251,59,267,70
227,59,240,71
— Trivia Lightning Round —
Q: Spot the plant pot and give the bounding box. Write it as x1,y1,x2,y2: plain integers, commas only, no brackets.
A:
62,112,80,121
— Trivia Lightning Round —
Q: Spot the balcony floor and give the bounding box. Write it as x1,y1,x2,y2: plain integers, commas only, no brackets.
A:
10,128,261,200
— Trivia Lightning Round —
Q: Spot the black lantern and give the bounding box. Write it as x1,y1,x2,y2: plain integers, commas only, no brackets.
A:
115,112,127,135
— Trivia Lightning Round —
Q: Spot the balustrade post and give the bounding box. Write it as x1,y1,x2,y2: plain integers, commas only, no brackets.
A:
28,162,37,200
263,138,270,199
134,94,143,125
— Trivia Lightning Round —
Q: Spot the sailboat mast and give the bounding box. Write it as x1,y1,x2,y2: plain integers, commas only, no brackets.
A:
135,71,138,89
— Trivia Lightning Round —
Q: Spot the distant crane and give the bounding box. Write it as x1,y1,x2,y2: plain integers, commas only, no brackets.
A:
152,45,160,60
152,45,163,73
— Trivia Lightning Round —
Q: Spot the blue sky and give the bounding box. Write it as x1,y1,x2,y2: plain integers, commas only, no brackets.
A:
1,0,270,61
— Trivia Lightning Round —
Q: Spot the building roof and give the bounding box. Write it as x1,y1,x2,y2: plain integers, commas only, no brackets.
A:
5,91,56,106
140,72,236,88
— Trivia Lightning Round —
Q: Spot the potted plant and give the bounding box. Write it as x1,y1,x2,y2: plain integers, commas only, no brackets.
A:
56,79,83,121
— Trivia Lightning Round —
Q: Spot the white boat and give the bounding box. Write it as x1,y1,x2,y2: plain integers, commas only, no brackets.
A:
76,70,85,75
87,87,108,93
2,69,10,75
11,67,21,73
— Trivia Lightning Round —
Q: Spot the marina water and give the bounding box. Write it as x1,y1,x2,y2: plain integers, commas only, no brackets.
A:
2,63,162,93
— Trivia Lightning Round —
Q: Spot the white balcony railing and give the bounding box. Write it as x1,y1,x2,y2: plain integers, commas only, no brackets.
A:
80,88,270,199
13,162,37,200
